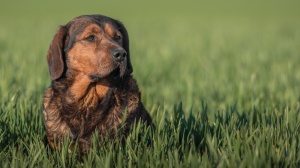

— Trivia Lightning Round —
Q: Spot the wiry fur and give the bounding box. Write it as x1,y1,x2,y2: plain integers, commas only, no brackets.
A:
43,15,152,154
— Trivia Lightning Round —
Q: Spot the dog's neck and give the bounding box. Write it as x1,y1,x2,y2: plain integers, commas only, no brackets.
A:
52,70,131,109
67,72,110,102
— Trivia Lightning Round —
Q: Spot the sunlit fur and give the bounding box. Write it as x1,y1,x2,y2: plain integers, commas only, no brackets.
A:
43,15,152,154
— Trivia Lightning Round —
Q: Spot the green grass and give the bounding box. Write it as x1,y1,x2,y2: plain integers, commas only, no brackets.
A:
1,0,300,167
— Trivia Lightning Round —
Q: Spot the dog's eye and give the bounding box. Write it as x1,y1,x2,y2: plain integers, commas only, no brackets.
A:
85,35,97,42
114,35,121,41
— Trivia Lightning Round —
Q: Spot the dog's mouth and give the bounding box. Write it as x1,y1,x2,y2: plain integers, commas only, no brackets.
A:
109,67,121,78
89,66,125,82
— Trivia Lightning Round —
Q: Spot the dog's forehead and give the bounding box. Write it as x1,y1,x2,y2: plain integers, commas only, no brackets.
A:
63,15,126,52
67,15,119,35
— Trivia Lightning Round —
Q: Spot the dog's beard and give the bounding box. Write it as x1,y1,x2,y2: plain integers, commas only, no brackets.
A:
119,62,127,77
108,62,126,79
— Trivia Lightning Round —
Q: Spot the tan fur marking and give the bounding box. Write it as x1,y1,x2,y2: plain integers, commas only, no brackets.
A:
68,73,94,101
67,73,110,104
78,24,102,40
105,23,115,38
96,81,110,100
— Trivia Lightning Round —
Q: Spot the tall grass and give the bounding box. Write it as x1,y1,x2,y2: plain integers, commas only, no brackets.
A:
1,0,300,167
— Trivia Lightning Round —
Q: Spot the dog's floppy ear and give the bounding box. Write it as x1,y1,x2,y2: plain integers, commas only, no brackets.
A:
47,26,67,80
115,20,133,75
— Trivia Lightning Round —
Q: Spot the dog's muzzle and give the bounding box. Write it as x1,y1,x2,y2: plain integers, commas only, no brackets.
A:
111,48,127,63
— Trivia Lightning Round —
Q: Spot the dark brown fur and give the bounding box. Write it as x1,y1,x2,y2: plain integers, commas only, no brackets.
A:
43,15,152,154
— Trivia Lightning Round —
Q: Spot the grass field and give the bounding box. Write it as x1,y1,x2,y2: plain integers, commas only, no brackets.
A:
1,0,300,167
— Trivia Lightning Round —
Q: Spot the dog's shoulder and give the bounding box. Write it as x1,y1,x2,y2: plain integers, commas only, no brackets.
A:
43,87,53,109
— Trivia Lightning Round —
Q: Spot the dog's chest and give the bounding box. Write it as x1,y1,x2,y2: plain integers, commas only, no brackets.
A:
65,86,127,135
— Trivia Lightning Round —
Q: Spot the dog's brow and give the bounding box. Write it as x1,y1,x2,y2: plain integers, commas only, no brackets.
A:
84,24,101,33
104,23,117,37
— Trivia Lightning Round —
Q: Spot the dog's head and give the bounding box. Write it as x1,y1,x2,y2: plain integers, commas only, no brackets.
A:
47,15,133,82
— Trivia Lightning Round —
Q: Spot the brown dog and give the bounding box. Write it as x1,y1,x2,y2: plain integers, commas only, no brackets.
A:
43,15,152,153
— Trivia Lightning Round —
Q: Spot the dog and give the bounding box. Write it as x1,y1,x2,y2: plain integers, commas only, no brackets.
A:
43,15,152,154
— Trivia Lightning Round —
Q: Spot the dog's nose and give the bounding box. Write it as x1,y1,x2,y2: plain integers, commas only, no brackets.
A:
111,48,127,62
